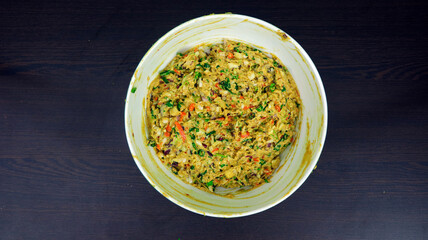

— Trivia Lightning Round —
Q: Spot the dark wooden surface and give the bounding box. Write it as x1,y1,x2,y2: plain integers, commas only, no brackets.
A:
1,0,427,239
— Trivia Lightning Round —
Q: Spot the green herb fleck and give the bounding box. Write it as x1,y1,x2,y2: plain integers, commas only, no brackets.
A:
131,87,137,93
206,180,213,187
147,139,156,147
161,76,169,83
189,127,198,133
219,78,234,94
198,149,205,157
270,83,276,92
215,153,227,159
206,131,216,137
166,100,174,107
177,102,183,111
160,70,173,76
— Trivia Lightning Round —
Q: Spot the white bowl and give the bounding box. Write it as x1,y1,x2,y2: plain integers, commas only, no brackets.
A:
125,14,327,217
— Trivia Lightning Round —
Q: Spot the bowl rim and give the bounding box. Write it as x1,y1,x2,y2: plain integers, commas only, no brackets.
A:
124,13,328,218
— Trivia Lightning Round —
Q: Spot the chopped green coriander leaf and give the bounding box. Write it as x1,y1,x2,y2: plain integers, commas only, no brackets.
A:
282,86,286,92
150,109,156,119
270,83,276,92
147,139,156,147
160,70,173,76
198,149,205,157
131,87,137,93
166,100,174,107
194,71,202,79
203,63,210,69
206,130,216,137
177,102,183,111
190,165,195,170
256,105,263,112
215,153,227,159
161,76,169,83
192,142,198,150
206,180,213,187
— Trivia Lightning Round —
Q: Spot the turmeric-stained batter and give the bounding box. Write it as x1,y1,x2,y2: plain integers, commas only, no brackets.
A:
147,40,301,192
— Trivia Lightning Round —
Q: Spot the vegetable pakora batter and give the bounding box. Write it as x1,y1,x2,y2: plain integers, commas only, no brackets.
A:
147,40,301,192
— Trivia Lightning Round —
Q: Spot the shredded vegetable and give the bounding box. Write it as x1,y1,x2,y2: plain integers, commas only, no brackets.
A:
147,40,301,192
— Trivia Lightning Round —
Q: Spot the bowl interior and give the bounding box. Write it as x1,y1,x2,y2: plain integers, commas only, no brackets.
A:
125,14,327,217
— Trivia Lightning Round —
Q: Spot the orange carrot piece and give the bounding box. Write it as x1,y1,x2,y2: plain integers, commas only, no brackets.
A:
189,103,196,111
241,131,250,138
175,121,186,141
179,111,186,121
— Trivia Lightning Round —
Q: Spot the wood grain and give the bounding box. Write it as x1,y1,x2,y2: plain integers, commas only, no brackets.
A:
1,0,427,239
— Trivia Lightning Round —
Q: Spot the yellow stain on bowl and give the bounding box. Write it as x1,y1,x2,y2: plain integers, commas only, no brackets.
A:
277,30,288,40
